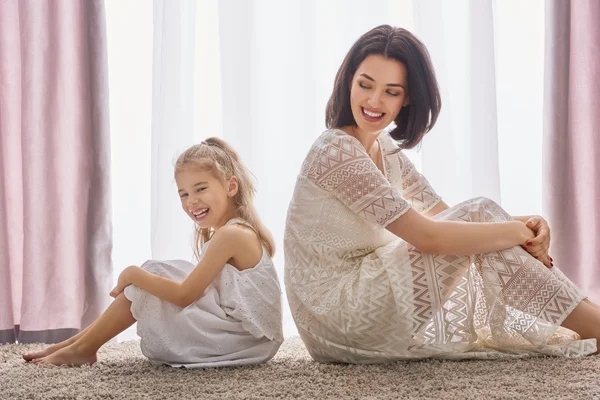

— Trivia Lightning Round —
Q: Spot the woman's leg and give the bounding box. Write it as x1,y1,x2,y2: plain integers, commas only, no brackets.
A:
34,293,136,366
584,299,600,311
412,197,600,351
561,300,600,341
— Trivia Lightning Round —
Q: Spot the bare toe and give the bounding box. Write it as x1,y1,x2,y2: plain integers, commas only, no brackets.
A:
34,346,97,367
23,350,48,361
23,343,65,362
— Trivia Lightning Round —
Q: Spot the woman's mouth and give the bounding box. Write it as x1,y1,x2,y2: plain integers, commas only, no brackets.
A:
361,107,385,123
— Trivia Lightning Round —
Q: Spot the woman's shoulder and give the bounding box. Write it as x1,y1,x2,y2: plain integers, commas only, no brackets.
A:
313,128,350,145
309,128,365,155
378,130,400,151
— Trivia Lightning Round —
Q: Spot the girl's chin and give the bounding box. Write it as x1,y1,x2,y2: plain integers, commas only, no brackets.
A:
191,215,211,227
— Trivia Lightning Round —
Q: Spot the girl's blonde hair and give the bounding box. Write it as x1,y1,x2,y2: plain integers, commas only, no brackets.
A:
175,137,275,260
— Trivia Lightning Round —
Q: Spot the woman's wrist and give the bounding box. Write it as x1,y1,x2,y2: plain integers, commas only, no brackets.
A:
515,221,535,244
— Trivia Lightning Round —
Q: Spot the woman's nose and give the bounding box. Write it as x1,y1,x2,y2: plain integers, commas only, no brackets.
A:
367,93,381,108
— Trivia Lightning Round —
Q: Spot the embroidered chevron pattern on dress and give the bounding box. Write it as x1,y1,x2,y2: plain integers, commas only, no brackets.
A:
284,130,596,363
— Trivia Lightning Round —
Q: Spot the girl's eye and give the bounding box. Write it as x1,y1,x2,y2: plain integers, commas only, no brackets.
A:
359,82,371,89
386,91,400,97
180,193,188,198
197,187,207,192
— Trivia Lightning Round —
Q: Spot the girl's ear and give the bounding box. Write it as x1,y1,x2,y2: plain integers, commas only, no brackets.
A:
227,176,239,197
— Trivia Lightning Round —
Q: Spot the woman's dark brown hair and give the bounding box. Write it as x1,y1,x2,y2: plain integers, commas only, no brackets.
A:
326,25,441,149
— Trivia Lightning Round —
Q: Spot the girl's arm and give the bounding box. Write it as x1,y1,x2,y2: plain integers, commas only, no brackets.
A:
119,226,244,307
387,207,534,255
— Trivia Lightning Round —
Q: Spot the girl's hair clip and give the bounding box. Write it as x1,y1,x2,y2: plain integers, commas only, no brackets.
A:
201,140,224,151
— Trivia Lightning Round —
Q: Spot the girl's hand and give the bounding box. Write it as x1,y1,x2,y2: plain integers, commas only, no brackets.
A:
110,266,138,297
522,216,553,268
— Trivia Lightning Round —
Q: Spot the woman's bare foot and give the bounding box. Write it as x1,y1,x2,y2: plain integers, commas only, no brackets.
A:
33,343,97,367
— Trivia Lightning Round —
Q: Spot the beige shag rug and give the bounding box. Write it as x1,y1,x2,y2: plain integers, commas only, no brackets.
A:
1,337,599,399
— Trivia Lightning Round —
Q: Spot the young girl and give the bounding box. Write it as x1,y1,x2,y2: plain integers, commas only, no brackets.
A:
24,138,284,367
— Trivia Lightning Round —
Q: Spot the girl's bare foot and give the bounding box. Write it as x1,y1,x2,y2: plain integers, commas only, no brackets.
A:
33,343,97,367
24,322,97,361
23,342,69,362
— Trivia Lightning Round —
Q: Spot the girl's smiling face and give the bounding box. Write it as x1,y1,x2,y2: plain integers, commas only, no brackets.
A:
175,166,238,229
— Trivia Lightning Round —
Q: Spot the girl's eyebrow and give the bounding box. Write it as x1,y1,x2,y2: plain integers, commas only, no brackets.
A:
360,73,405,89
178,182,208,193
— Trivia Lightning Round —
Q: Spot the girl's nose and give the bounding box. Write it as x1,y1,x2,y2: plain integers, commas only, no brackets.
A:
187,196,198,207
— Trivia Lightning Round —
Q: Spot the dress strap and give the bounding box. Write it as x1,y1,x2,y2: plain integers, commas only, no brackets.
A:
225,218,249,227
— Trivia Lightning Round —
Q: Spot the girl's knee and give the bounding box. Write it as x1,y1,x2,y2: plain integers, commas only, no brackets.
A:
140,260,162,274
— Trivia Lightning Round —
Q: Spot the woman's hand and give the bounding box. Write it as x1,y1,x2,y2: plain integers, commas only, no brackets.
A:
522,216,553,268
110,265,139,297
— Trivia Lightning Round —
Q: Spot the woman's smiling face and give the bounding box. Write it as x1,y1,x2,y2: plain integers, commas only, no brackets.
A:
349,54,409,135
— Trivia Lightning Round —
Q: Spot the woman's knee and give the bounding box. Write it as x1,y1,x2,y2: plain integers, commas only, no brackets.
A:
470,197,511,221
471,196,498,208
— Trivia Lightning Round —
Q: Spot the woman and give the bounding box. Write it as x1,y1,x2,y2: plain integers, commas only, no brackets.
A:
284,25,599,363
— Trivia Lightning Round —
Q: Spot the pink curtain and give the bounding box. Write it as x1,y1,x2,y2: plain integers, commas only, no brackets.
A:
543,0,600,303
0,0,112,343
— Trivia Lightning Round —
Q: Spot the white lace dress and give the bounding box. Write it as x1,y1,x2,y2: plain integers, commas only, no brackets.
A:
124,219,283,368
284,129,596,363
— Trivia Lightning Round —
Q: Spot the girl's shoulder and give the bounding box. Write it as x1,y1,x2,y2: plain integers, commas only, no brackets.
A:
204,220,266,271
212,219,259,246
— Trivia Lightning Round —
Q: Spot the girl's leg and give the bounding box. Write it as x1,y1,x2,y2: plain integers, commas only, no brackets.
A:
23,320,99,361
34,293,136,366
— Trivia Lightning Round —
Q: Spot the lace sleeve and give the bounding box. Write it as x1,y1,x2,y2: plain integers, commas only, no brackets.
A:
398,152,442,213
304,132,411,227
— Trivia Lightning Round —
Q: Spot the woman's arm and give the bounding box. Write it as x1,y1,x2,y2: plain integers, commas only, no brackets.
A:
423,200,449,218
387,207,534,255
427,204,532,226
116,226,244,307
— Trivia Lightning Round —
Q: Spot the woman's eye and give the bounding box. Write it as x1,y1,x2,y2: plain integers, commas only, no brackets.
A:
359,82,371,89
386,91,400,97
197,187,206,192
180,193,188,198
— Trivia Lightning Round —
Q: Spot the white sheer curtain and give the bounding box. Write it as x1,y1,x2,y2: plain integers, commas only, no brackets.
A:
106,0,545,339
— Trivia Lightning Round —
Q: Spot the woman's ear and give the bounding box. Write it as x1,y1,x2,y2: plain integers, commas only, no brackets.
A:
227,176,239,197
